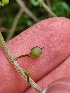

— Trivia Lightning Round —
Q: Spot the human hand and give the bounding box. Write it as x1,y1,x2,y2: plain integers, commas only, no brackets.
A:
41,77,70,93
0,17,70,93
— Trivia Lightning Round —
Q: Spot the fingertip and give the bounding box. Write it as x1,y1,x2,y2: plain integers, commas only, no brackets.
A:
41,77,70,93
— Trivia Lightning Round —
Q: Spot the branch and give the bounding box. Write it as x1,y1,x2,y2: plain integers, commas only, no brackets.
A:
16,0,39,22
38,0,57,17
0,32,42,92
0,27,8,32
46,0,52,17
0,27,24,32
6,8,23,41
46,0,51,8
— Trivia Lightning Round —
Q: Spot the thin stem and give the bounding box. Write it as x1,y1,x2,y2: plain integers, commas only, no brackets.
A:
16,0,39,22
38,0,57,17
0,32,42,92
46,0,52,17
0,27,24,32
46,0,51,8
0,2,2,6
6,8,23,41
0,27,8,32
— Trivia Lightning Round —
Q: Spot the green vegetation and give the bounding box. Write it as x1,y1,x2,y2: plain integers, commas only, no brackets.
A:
0,0,70,40
0,0,70,92
29,46,42,58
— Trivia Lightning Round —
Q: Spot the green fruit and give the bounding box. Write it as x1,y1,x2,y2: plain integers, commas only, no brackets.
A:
24,69,30,82
24,69,30,77
29,46,42,58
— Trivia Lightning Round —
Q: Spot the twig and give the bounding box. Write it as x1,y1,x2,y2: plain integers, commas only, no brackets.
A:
38,0,57,17
0,32,42,92
46,0,52,17
0,27,24,32
0,27,8,32
16,0,39,22
46,0,51,8
6,8,23,41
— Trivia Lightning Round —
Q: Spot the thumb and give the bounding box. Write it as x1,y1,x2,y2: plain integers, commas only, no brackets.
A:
41,77,70,93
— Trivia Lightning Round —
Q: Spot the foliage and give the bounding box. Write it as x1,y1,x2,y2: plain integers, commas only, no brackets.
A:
52,1,70,17
0,0,70,40
29,0,39,6
0,0,9,6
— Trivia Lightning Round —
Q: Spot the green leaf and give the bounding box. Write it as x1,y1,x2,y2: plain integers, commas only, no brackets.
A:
52,1,70,17
2,0,9,6
29,0,39,6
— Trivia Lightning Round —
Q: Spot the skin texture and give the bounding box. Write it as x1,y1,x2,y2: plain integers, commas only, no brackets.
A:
0,17,70,93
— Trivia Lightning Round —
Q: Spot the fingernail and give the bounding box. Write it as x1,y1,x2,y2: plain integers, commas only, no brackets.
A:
41,82,70,93
47,82,70,93
41,86,48,93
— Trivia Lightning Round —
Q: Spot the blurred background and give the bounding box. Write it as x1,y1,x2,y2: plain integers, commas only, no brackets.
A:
0,0,70,41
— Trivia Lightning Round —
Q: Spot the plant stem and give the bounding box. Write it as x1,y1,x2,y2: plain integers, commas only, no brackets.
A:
16,0,39,22
6,8,23,41
46,0,52,17
0,32,42,92
38,0,57,17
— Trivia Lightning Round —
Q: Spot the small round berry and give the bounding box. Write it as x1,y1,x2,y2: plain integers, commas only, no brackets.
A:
29,46,42,58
